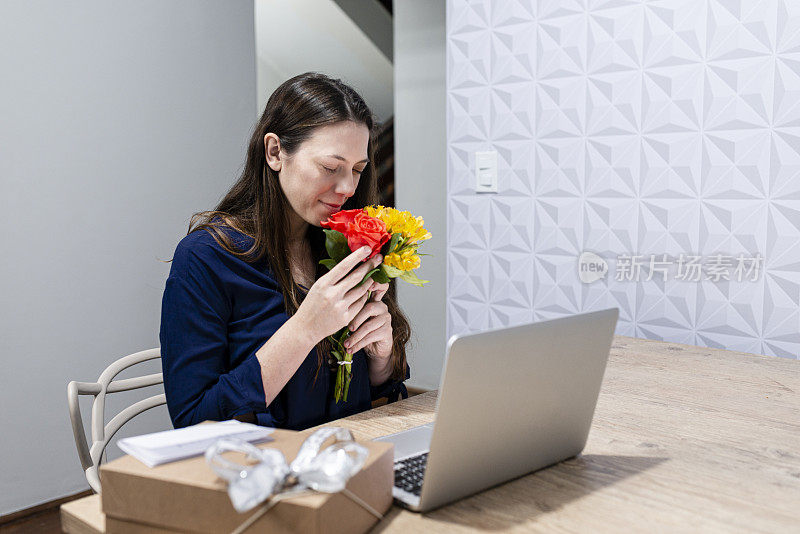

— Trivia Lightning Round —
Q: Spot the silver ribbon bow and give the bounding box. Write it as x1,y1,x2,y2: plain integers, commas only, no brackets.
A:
205,427,369,513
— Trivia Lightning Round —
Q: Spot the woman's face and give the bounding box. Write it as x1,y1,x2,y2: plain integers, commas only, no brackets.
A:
265,121,370,235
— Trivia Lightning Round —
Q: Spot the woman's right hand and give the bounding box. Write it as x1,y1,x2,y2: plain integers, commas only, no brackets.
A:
294,246,382,342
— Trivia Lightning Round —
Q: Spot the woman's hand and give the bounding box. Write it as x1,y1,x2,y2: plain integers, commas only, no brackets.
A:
344,281,393,358
294,246,383,342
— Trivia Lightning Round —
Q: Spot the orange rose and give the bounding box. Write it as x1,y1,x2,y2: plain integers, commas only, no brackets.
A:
345,211,391,258
320,208,362,235
321,209,390,259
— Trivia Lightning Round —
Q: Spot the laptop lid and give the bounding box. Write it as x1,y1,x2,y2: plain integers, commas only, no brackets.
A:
417,307,619,511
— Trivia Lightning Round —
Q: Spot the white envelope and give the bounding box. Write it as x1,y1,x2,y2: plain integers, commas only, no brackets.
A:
117,420,274,467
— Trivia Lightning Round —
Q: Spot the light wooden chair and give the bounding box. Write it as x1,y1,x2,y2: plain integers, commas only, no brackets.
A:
67,348,166,493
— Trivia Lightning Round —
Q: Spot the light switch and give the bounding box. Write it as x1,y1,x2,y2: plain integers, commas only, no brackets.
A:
475,151,497,193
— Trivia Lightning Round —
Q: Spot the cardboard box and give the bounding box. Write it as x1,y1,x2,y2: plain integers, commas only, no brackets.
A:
61,494,105,534
100,427,394,534
60,494,181,534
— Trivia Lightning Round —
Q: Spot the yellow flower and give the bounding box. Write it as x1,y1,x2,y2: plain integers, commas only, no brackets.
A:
365,205,402,233
384,249,422,271
404,222,432,244
365,205,431,245
364,204,386,219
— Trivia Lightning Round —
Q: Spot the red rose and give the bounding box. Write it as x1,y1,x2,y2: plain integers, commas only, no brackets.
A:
345,211,390,258
321,209,390,259
320,208,363,234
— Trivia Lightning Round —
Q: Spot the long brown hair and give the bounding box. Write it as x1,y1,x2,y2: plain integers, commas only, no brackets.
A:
187,72,410,384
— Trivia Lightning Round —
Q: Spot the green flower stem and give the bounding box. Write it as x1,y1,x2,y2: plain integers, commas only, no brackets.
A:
343,351,353,402
329,327,351,403
328,291,373,403
333,357,343,402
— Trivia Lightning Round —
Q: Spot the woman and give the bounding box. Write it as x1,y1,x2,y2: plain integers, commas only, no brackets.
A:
160,72,411,430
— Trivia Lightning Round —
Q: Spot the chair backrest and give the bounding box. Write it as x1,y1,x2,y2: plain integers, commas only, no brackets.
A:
67,347,166,493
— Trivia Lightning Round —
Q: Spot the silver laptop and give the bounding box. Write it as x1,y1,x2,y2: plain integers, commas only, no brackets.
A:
374,307,619,512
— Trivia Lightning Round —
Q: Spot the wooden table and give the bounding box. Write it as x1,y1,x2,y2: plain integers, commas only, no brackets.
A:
62,335,800,533
302,335,800,533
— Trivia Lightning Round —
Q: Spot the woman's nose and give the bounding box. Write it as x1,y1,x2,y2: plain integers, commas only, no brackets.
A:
335,174,357,197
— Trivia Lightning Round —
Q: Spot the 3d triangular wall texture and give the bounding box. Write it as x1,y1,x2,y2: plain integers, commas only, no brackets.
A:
447,0,800,358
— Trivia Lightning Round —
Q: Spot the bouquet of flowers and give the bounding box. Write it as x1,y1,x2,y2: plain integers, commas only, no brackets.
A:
320,205,432,403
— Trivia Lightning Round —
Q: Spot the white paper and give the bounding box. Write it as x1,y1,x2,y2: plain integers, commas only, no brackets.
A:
117,420,274,468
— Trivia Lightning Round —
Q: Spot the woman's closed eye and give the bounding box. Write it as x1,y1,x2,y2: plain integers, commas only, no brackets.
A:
322,165,364,176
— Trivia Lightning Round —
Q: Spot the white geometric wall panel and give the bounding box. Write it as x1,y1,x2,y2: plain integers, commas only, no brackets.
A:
447,0,800,359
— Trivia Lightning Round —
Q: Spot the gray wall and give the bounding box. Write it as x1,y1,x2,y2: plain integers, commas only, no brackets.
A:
394,1,448,390
0,1,256,515
255,0,394,121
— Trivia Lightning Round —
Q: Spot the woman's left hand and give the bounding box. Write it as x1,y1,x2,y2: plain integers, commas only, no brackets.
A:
344,281,392,357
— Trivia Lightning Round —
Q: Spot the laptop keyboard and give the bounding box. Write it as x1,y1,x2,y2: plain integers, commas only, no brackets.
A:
394,452,428,496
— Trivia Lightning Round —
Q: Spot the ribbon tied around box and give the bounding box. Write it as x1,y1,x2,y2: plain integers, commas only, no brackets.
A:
205,427,382,533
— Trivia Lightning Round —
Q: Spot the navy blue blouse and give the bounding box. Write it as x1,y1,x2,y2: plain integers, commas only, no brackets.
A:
159,226,409,430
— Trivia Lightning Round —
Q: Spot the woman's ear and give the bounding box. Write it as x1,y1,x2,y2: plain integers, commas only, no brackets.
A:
264,133,282,172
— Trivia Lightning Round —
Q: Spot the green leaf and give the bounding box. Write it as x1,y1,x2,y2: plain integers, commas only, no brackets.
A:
319,258,338,271
382,264,405,278
399,269,429,287
372,269,390,284
384,233,402,255
359,267,380,286
323,229,350,262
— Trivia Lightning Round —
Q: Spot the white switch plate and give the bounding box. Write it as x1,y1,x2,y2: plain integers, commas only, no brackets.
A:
475,151,497,193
